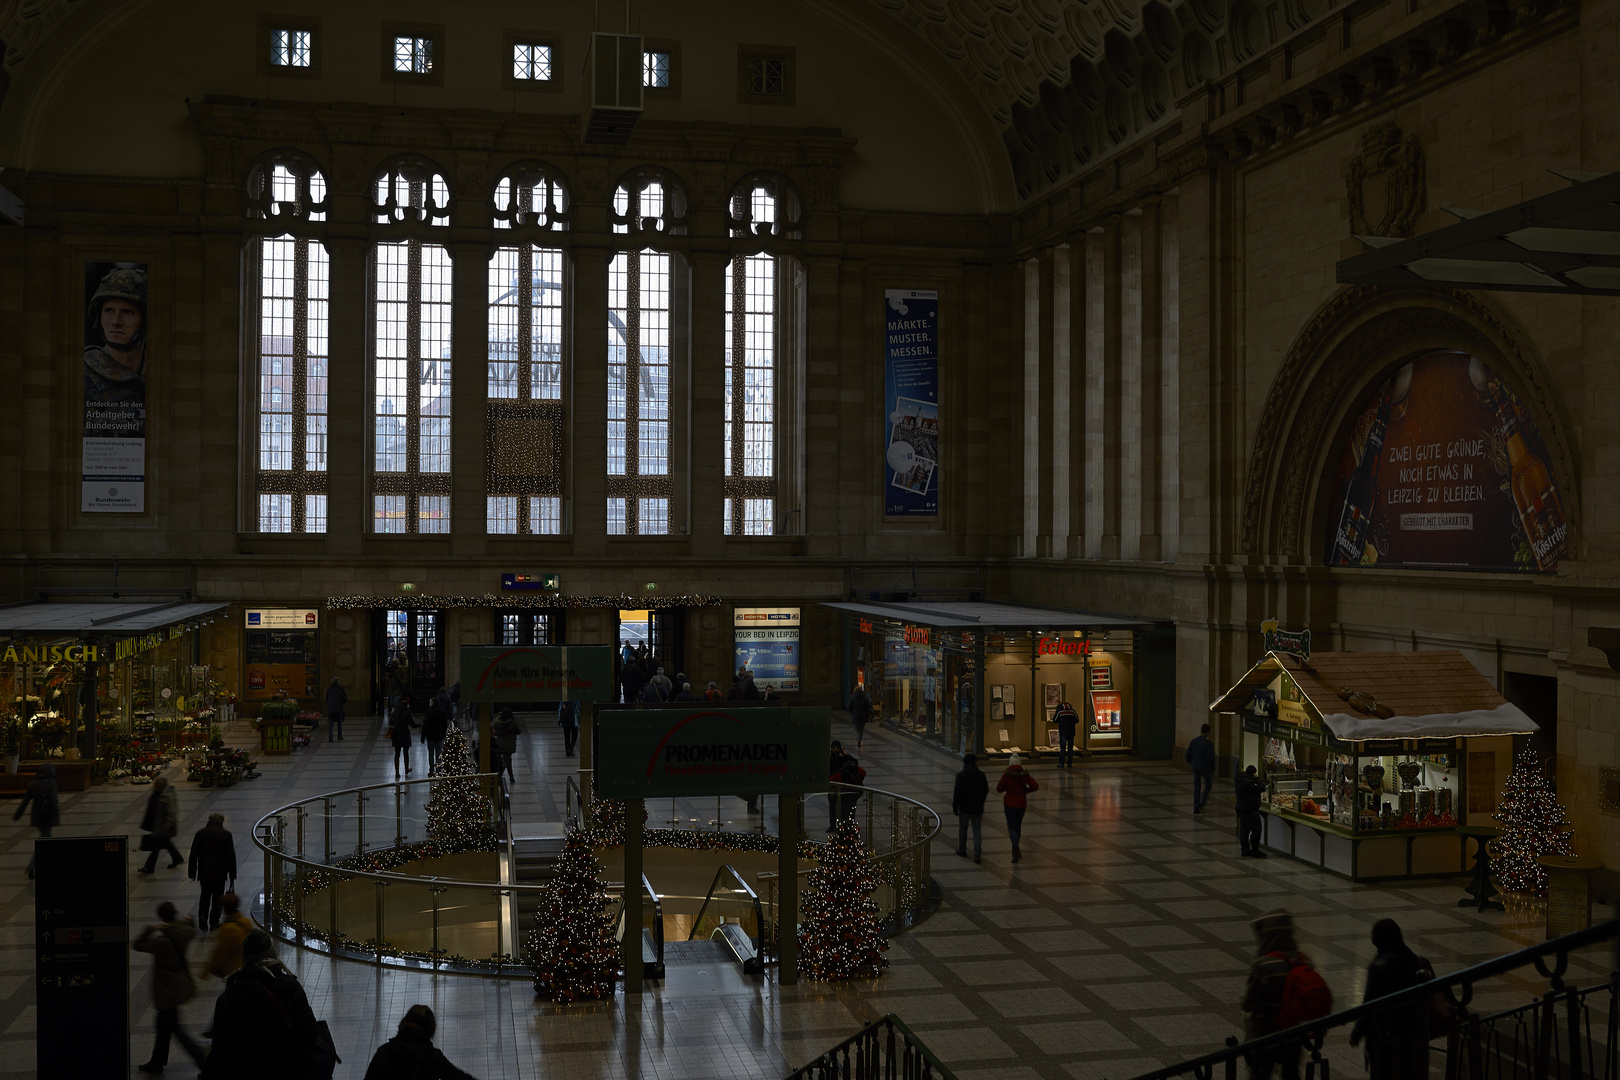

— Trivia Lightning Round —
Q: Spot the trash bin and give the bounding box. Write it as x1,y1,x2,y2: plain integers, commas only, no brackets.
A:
1538,854,1604,939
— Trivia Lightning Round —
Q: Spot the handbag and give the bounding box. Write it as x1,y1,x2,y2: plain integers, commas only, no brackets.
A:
383,725,393,740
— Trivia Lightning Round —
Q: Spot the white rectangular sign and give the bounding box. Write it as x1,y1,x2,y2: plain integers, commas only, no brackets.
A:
245,608,320,629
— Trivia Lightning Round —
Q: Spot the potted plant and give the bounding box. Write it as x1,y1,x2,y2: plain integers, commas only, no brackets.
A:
0,719,20,774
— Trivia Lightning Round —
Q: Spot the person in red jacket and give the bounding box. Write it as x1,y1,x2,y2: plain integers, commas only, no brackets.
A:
995,753,1040,863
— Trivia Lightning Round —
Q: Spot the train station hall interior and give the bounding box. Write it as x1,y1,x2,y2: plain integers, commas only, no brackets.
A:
1,0,1618,1077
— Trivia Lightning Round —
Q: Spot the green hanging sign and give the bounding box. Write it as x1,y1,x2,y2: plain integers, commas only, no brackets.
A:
459,645,615,702
594,706,833,799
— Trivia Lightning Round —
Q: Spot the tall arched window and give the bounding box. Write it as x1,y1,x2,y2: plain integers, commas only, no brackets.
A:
723,177,801,536
371,161,452,534
248,153,330,533
607,173,687,535
488,165,570,535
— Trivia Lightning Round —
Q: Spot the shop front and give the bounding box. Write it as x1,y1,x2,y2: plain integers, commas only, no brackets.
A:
1211,645,1534,879
0,601,229,788
826,600,1167,760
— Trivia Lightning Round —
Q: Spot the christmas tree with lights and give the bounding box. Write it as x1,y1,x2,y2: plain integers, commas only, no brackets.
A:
1491,749,1573,896
798,818,888,980
425,725,495,854
528,827,620,1001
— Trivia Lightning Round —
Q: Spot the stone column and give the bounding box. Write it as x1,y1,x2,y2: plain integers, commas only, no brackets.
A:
1034,247,1059,558
1066,230,1091,559
325,235,368,554
1139,197,1166,563
450,239,487,552
1100,214,1124,562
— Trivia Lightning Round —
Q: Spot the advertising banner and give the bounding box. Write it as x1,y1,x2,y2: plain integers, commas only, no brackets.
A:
244,629,318,701
82,262,149,513
733,607,800,692
245,609,320,629
594,705,832,799
884,289,939,517
460,644,614,702
1325,351,1568,572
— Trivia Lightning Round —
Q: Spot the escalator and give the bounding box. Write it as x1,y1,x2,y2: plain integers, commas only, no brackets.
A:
613,874,665,981
687,865,766,975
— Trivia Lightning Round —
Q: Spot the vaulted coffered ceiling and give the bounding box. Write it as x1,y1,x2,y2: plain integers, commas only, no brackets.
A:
0,0,1304,203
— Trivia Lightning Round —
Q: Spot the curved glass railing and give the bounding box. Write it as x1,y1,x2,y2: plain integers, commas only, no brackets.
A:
253,775,940,974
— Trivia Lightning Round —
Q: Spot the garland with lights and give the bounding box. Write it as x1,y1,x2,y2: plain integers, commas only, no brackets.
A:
325,593,724,611
1490,749,1573,896
426,726,497,854
528,826,621,1002
798,818,888,980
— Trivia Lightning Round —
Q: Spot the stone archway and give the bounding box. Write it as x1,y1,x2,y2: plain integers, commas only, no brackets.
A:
1240,285,1580,564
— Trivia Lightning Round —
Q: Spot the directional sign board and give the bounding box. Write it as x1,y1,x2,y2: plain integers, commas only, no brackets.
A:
460,644,615,702
37,835,129,1079
594,705,833,799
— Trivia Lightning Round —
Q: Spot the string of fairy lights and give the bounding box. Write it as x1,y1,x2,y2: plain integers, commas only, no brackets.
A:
326,593,725,610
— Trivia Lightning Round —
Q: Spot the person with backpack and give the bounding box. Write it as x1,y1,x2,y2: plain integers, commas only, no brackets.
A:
201,930,326,1080
638,679,666,703
951,753,990,862
1242,910,1332,1080
1350,919,1434,1080
1052,700,1080,767
996,753,1040,863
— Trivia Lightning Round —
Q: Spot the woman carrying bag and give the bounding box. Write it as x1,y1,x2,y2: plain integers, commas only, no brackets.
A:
995,754,1040,864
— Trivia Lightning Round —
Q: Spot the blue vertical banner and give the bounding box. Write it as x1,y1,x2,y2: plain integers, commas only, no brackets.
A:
884,289,940,517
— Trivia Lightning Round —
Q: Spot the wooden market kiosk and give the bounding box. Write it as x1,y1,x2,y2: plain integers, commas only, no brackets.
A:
1210,648,1537,880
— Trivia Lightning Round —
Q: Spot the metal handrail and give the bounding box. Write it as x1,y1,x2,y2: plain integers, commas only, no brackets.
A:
1121,919,1620,1080
611,873,664,975
785,1013,959,1080
689,864,765,955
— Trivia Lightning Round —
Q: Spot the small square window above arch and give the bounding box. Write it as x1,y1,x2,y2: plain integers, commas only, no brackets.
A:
505,30,563,94
257,15,321,79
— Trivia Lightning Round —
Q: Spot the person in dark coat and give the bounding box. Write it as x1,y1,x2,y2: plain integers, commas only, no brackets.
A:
1186,723,1217,813
365,1004,478,1080
422,694,450,775
324,676,347,741
138,775,184,874
951,753,990,862
1052,700,1080,768
13,761,59,879
1236,765,1268,857
491,709,521,784
847,686,872,753
201,930,319,1080
619,659,644,705
390,702,419,779
1350,919,1433,1080
133,901,205,1073
638,679,665,703
187,812,237,930
673,682,698,703
557,700,581,756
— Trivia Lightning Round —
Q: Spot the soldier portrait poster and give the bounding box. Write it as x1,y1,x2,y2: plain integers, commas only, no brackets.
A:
883,288,940,517
1324,351,1567,572
81,261,148,512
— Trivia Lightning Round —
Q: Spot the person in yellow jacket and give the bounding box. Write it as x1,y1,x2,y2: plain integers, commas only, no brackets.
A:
201,893,253,980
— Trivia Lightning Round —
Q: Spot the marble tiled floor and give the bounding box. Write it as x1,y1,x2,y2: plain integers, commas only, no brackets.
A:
1,715,1608,1080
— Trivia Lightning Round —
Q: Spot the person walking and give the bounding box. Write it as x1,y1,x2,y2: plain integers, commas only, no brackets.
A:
952,753,989,863
133,901,205,1074
386,657,408,720
651,666,673,699
1241,910,1311,1080
422,692,450,775
996,753,1040,863
492,709,521,784
201,930,320,1080
364,1004,479,1080
619,657,644,705
638,679,666,703
704,681,723,702
1350,919,1434,1080
1186,723,1217,813
200,893,253,982
847,685,872,753
138,776,184,875
1236,765,1268,857
324,676,347,741
13,761,59,880
1052,700,1080,768
187,812,236,930
673,682,698,703
827,742,848,830
389,701,419,779
557,700,581,756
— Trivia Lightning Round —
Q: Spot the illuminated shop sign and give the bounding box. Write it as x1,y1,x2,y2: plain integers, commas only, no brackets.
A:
1,644,99,663
1038,637,1090,656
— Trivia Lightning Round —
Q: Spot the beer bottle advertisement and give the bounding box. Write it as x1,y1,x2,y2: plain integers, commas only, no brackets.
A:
1322,351,1566,572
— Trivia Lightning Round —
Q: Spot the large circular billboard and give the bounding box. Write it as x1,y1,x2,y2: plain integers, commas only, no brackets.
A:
1323,351,1567,572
